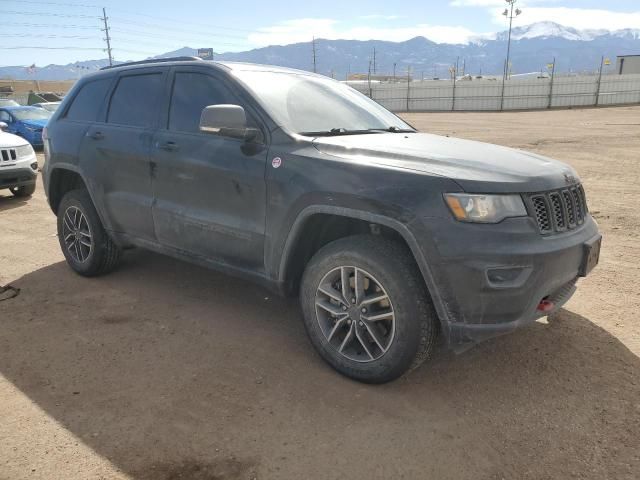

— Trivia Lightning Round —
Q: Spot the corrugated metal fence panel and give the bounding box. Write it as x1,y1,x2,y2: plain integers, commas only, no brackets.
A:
598,74,640,106
348,75,640,112
551,76,598,108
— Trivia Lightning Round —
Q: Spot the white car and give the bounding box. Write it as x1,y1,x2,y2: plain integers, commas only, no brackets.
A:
0,124,38,197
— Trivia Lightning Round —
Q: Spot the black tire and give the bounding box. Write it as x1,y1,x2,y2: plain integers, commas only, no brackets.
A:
57,188,121,276
300,234,438,384
10,183,36,197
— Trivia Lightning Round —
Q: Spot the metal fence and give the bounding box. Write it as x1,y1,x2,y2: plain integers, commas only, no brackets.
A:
349,74,640,112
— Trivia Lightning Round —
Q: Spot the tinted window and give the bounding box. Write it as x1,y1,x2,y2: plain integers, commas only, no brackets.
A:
0,111,11,122
108,73,163,127
169,72,237,133
65,78,111,122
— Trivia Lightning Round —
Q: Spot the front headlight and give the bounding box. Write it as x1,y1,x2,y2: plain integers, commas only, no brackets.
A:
15,144,34,158
444,193,527,223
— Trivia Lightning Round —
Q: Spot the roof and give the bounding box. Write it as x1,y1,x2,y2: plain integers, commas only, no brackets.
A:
95,56,320,78
617,54,640,58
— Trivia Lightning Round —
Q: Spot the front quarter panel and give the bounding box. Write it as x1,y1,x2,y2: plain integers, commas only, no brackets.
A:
263,130,461,290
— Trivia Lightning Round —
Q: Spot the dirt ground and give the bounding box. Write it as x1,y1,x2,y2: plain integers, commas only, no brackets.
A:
1,106,639,480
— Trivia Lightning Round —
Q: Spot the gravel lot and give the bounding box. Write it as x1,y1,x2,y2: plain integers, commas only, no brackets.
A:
1,106,639,480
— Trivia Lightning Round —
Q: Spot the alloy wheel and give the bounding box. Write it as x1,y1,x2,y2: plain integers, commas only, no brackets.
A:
62,206,93,263
314,266,396,362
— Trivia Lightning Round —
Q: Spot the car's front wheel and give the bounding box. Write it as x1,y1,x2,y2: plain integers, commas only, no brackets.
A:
57,189,122,276
300,235,438,383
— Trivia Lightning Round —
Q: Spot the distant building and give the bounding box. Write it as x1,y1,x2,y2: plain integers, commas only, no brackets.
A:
616,55,640,75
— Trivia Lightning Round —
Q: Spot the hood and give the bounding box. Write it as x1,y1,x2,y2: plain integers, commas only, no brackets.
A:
313,132,579,193
0,130,29,148
20,119,48,129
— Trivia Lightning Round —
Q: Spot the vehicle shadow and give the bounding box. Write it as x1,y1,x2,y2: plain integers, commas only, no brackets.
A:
0,192,29,212
1,251,639,480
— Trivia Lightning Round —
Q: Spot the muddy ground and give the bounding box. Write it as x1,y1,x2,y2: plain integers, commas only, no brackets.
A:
1,106,639,479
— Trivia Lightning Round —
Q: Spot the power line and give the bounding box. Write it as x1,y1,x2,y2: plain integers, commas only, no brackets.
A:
110,29,249,48
3,22,97,29
0,34,96,39
1,0,100,7
0,10,100,19
109,18,249,40
0,46,104,50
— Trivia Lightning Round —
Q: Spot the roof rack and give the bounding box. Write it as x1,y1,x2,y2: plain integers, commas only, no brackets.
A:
100,56,203,70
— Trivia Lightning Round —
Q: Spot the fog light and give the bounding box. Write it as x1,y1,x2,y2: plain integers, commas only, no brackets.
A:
486,266,531,288
31,162,38,170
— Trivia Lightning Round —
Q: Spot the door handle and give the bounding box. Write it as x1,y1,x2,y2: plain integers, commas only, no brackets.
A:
157,141,178,152
88,131,104,140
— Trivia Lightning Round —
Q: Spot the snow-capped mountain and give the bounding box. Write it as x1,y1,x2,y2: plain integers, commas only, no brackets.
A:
2,22,639,81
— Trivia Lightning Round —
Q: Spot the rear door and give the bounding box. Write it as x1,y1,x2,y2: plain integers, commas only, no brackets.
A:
150,67,269,272
83,68,166,242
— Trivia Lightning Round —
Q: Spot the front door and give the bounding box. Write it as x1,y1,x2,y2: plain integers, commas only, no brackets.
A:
150,68,269,272
83,68,166,242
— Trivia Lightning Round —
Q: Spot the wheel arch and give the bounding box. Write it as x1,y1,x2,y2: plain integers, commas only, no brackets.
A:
277,205,451,328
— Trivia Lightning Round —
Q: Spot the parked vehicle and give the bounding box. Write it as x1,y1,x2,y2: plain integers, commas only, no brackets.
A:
42,57,601,383
0,125,38,197
0,98,20,107
0,106,51,147
32,102,61,113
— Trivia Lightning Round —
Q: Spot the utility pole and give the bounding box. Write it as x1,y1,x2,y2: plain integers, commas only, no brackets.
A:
101,7,113,66
548,57,556,109
595,55,604,106
502,0,522,81
500,1,522,110
373,47,377,75
406,65,411,112
312,36,317,73
393,62,396,81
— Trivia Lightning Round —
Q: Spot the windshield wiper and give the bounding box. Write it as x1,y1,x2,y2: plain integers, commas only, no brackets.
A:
299,128,386,137
299,126,415,137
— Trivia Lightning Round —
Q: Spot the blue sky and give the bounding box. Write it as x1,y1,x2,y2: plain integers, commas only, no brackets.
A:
1,0,639,66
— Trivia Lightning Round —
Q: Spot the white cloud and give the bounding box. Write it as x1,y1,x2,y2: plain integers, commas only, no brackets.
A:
490,7,640,31
247,19,476,46
359,14,405,21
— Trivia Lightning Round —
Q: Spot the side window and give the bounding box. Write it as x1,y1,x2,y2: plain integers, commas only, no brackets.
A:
65,78,112,122
0,111,11,122
107,73,163,127
169,72,252,133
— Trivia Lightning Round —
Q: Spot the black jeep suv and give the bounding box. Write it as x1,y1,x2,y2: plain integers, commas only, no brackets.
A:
43,57,601,383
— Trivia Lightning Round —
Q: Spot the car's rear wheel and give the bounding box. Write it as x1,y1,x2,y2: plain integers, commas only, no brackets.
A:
300,234,438,383
57,189,121,276
10,184,36,197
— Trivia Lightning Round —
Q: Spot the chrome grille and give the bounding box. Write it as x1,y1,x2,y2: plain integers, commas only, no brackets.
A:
1,148,17,162
527,185,588,235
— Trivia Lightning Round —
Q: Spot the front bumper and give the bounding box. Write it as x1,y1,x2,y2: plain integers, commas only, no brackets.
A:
412,214,600,347
0,166,38,190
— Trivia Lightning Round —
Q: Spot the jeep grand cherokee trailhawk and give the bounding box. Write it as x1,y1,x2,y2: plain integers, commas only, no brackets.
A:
42,57,601,383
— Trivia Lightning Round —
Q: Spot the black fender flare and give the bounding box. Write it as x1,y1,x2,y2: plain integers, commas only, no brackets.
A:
277,205,451,328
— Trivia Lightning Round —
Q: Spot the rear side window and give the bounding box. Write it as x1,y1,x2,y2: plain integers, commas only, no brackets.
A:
65,78,112,122
169,72,237,133
107,73,163,127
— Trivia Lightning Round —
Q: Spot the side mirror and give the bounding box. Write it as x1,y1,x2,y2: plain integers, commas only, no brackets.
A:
199,104,259,142
0,122,7,131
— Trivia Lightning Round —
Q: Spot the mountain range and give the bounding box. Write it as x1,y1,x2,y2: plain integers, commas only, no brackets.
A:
2,22,638,81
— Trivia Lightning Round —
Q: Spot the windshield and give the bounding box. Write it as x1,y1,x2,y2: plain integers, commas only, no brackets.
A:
40,103,60,112
11,107,52,121
0,99,19,107
232,70,413,135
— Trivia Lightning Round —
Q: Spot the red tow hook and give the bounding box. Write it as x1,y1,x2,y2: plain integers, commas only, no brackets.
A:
537,299,555,313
